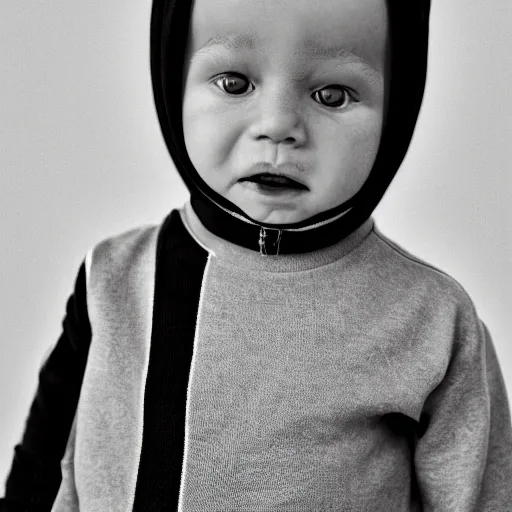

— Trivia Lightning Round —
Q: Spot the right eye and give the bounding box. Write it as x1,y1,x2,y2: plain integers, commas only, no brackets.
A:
213,73,252,95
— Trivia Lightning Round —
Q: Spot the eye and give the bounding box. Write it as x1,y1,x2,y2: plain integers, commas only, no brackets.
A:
212,73,357,109
213,73,252,95
313,86,355,109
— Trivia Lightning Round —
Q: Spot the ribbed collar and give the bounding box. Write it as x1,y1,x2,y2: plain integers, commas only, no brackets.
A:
179,199,375,273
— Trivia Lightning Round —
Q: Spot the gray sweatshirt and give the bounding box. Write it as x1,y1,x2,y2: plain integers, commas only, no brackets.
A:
51,199,512,512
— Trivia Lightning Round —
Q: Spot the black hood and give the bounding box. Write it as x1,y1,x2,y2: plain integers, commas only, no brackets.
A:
150,0,432,255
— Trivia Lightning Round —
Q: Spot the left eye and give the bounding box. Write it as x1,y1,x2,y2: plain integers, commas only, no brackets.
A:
212,73,355,109
312,87,353,108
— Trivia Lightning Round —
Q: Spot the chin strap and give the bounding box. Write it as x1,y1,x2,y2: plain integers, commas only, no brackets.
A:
258,227,283,256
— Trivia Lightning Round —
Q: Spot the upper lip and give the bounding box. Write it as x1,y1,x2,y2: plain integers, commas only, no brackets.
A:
240,162,309,190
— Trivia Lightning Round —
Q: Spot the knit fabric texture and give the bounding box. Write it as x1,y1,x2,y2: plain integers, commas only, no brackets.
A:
48,200,512,511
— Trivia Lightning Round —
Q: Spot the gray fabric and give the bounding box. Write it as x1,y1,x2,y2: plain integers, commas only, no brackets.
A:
52,224,160,512
179,201,512,511
53,200,512,511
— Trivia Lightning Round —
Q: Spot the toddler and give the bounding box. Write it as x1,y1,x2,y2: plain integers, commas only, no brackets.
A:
2,0,511,510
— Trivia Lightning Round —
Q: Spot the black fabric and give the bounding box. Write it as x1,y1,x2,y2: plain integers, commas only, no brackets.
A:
132,210,208,511
151,0,432,251
190,191,355,255
0,262,91,511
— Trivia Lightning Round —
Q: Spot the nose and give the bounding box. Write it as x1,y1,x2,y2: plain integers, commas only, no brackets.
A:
249,86,306,146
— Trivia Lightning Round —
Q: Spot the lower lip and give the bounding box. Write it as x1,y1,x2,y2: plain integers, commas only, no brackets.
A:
240,180,307,197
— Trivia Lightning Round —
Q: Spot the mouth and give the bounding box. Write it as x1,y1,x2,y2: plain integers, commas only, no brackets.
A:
239,177,308,199
240,173,309,191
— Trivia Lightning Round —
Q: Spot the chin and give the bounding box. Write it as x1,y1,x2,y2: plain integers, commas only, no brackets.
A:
224,186,316,225
243,208,310,226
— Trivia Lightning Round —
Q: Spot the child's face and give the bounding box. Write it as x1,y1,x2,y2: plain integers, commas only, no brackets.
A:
182,0,389,225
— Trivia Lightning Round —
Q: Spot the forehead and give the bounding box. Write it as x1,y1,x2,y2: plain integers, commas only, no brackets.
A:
188,0,388,71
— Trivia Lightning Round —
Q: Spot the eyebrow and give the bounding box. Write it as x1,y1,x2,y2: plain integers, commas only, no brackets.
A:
192,33,383,85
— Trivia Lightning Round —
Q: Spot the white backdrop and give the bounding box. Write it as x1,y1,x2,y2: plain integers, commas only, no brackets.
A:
1,0,511,489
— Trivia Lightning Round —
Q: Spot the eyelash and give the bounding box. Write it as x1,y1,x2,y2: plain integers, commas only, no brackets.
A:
211,72,358,110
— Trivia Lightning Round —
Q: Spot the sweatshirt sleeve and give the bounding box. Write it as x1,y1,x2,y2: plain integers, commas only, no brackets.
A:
414,317,512,511
0,260,92,512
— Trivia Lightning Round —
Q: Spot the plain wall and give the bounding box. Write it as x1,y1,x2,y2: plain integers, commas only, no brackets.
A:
1,0,511,489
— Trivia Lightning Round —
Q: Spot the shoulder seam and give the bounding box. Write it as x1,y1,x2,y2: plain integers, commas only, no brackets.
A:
90,223,160,257
371,228,474,305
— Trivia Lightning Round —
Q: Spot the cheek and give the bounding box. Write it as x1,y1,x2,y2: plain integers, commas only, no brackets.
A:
182,92,241,188
339,110,383,163
321,112,383,194
183,91,244,164
182,95,219,166
319,110,382,170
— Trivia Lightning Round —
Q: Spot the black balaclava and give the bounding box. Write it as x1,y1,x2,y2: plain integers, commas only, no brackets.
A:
150,0,432,255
